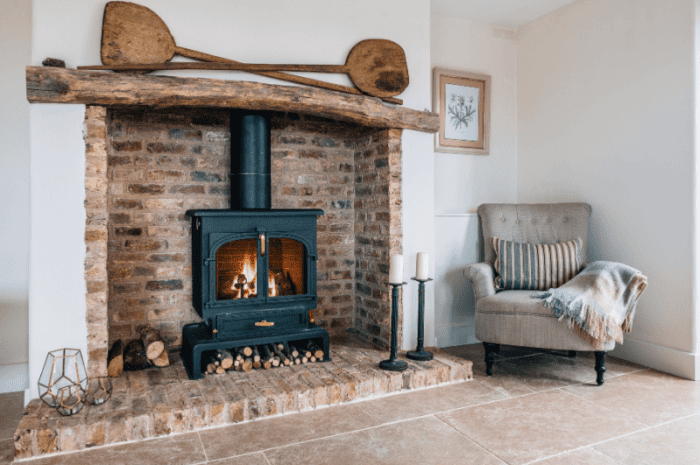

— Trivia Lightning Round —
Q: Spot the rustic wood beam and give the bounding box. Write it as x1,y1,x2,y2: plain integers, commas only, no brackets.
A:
26,66,439,133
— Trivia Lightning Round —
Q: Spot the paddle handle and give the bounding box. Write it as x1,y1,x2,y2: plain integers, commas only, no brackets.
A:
178,48,346,73
81,61,346,73
174,47,399,104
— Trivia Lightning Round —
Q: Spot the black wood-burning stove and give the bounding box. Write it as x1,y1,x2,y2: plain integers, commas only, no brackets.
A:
181,110,329,379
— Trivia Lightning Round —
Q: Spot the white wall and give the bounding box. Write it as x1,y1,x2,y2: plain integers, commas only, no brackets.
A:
517,0,698,379
0,0,31,387
28,0,434,397
431,15,518,346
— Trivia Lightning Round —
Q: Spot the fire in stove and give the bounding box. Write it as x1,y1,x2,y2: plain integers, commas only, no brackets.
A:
228,256,286,299
216,236,304,301
232,255,256,299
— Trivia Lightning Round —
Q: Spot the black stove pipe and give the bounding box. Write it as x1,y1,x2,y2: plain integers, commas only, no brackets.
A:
230,110,272,210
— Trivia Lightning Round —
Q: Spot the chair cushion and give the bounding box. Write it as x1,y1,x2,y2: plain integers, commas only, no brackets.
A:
475,290,616,351
477,290,554,317
491,237,583,290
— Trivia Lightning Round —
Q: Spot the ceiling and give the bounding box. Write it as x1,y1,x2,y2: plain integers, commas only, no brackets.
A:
431,0,577,28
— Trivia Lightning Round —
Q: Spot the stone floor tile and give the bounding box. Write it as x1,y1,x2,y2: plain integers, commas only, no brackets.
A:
469,355,577,396
594,414,700,464
357,380,506,424
0,391,24,439
207,452,270,465
437,389,646,465
0,438,14,465
24,432,206,465
564,370,700,426
199,403,379,461
503,353,602,386
529,447,623,465
264,415,506,465
442,343,543,364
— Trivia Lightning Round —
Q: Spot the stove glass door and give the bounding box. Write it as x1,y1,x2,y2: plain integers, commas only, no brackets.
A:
267,237,305,297
216,238,259,301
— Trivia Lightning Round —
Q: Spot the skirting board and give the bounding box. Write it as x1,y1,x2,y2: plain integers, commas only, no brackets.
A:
0,363,28,394
611,337,699,381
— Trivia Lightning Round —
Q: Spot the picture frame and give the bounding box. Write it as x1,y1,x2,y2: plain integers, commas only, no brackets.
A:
433,68,491,155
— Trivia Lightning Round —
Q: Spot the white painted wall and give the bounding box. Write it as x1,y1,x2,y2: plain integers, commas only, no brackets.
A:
431,15,518,346
517,0,698,379
0,0,31,390
28,0,434,397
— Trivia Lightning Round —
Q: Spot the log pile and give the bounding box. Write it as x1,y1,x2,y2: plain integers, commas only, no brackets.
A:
203,341,326,376
107,325,170,376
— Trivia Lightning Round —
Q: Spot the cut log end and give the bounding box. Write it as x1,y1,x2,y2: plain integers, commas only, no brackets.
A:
137,325,165,360
107,339,124,377
152,349,170,367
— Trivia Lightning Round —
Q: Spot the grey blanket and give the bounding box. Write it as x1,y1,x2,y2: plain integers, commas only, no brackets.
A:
532,261,648,349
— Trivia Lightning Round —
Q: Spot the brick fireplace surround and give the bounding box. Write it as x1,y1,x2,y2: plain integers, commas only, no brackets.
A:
84,104,404,377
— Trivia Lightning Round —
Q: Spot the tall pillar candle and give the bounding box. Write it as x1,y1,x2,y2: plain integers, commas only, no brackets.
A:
416,252,429,280
389,254,404,284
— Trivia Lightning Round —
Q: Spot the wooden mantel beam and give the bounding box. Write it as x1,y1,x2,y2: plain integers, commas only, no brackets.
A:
26,66,439,134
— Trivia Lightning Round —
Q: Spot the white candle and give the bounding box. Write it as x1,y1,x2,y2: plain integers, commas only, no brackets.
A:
389,254,404,284
416,252,429,280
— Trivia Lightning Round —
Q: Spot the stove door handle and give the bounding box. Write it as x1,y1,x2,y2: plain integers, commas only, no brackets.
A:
254,320,275,327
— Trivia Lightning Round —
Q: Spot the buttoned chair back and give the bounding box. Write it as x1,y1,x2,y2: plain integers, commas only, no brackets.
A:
477,203,592,265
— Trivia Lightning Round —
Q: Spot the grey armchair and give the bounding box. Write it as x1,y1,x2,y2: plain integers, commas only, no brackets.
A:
465,203,613,385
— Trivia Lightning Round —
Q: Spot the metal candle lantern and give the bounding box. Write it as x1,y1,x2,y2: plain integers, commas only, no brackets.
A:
55,385,85,416
38,349,88,409
85,378,113,405
407,278,434,361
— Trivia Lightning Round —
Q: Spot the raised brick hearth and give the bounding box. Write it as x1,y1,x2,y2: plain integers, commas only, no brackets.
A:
14,340,472,460
84,105,403,378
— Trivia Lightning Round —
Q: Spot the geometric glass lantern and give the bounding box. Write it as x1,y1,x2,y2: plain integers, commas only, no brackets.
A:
38,349,88,408
85,377,112,405
55,384,85,416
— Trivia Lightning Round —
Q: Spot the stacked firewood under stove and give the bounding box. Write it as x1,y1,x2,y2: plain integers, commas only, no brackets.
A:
204,341,325,375
107,325,170,377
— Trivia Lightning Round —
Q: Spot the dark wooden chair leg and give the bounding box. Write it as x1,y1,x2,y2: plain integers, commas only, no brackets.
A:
594,351,607,385
483,342,500,376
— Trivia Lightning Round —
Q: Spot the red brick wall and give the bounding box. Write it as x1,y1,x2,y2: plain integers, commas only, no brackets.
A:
354,129,403,349
107,108,230,346
99,107,401,352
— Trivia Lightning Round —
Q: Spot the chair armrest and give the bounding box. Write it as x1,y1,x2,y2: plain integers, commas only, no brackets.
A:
464,262,496,300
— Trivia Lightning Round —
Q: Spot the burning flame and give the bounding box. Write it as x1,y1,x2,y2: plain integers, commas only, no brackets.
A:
269,274,277,297
241,256,256,283
231,255,257,299
227,255,279,298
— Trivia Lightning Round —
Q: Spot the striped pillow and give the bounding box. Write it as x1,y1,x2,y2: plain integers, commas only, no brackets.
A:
491,237,583,290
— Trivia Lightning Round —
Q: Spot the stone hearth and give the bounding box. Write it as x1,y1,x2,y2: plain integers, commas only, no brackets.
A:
14,340,472,460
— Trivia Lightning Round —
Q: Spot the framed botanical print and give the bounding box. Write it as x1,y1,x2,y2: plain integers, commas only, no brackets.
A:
433,68,491,155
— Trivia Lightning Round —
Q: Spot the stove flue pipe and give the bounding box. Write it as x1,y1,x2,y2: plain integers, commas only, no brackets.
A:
230,110,272,210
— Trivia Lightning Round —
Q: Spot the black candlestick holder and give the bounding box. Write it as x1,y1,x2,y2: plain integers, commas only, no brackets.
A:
407,277,433,361
379,282,408,372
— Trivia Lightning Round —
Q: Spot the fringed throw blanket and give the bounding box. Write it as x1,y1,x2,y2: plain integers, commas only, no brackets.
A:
532,261,648,349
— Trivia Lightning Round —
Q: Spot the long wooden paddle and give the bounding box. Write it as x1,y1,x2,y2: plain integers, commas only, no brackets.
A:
94,2,403,104
86,39,409,98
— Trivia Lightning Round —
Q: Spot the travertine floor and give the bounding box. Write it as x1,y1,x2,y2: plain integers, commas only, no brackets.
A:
3,343,699,465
